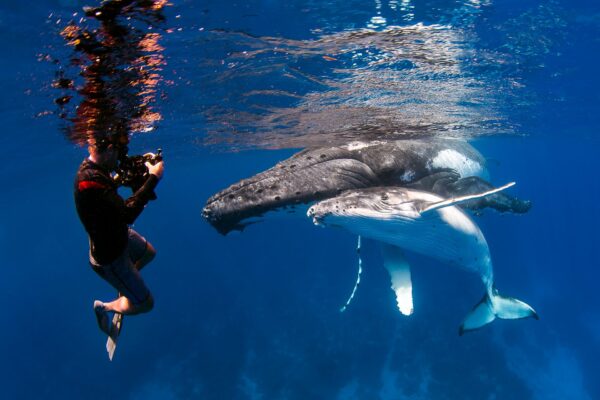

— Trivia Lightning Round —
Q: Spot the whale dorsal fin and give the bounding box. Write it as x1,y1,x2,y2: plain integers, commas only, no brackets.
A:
419,182,516,214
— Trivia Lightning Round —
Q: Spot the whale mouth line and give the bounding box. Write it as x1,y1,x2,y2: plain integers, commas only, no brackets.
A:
313,215,326,226
307,207,327,226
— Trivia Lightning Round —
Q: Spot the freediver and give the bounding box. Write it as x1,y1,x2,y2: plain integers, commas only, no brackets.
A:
74,132,164,335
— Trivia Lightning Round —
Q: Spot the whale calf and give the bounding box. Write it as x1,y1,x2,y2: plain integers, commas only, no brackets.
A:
307,183,538,334
203,139,532,234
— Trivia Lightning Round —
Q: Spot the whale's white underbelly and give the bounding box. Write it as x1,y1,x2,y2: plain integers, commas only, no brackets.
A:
328,204,492,280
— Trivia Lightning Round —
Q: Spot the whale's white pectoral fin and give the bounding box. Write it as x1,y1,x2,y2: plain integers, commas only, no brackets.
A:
459,288,539,335
381,244,413,316
340,236,363,312
420,182,516,214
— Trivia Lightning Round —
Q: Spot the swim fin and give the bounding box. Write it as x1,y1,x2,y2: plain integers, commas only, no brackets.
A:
106,312,123,361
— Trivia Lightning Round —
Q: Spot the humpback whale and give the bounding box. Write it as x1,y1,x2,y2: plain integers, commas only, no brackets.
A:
307,183,538,334
203,139,531,234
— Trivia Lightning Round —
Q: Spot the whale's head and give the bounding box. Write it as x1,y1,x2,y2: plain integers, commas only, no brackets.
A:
202,148,381,235
201,171,333,235
307,188,421,230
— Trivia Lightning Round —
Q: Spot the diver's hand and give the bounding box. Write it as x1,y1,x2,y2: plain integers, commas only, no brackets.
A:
146,160,164,180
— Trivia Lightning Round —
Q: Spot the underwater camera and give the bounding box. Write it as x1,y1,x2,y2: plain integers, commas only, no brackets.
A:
115,149,162,199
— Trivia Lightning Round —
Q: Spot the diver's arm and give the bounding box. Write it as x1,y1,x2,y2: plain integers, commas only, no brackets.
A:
121,160,164,223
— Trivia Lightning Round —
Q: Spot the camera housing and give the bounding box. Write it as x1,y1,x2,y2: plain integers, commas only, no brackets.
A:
115,149,162,198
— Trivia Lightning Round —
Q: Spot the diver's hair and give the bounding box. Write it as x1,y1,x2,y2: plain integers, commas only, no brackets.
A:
86,136,113,155
89,130,128,152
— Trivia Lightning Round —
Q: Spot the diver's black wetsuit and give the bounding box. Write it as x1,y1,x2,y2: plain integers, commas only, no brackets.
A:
74,158,158,264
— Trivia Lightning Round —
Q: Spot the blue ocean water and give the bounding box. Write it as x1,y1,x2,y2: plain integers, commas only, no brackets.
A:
1,0,599,399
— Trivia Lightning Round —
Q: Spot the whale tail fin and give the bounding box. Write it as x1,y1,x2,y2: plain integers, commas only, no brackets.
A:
459,288,538,335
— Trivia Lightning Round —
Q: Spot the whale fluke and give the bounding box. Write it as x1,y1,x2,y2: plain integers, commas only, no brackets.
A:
459,288,538,335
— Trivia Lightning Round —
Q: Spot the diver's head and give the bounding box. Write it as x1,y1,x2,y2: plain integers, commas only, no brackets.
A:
88,132,130,170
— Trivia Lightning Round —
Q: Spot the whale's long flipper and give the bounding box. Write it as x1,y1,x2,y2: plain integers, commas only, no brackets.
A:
459,288,538,335
381,244,413,316
419,182,516,214
340,236,363,312
406,171,531,214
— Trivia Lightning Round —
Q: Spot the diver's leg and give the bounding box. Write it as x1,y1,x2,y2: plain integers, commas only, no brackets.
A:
98,259,154,315
92,249,154,325
127,229,156,271
135,243,156,271
94,293,153,336
99,293,154,315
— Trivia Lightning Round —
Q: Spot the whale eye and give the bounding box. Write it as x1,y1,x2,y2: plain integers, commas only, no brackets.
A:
320,154,326,159
275,196,281,201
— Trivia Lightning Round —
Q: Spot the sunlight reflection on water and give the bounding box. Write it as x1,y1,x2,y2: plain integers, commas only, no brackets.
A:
200,23,512,150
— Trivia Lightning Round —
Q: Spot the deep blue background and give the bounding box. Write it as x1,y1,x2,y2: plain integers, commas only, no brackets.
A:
0,0,598,399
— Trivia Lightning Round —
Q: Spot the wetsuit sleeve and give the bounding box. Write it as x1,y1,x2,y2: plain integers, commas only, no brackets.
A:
121,174,160,224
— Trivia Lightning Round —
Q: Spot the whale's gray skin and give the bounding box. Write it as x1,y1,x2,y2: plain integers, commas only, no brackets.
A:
307,185,538,334
203,139,532,234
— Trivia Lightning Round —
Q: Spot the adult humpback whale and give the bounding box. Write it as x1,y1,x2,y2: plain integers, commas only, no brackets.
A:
307,184,538,334
202,139,532,234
